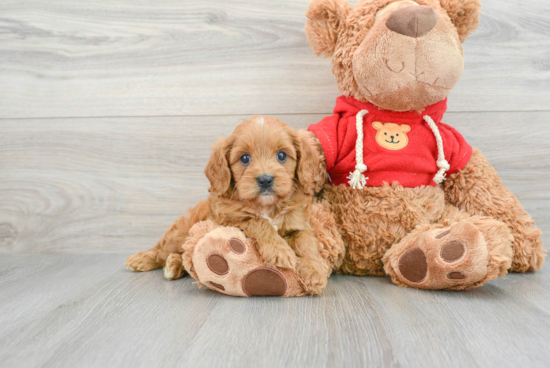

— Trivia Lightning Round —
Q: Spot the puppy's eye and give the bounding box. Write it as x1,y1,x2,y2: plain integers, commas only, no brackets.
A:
240,154,251,165
277,151,287,163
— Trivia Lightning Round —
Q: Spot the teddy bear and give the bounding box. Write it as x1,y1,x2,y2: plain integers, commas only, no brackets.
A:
174,0,545,296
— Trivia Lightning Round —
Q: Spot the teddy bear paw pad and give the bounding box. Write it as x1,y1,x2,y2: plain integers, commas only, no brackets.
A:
398,246,428,283
206,253,229,275
191,228,293,297
242,267,287,296
394,221,489,289
440,241,466,263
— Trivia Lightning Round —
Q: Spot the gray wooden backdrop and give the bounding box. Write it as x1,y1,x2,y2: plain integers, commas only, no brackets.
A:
1,1,550,368
0,0,549,255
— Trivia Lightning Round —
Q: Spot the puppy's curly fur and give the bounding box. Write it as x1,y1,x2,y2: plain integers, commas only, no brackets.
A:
126,116,330,294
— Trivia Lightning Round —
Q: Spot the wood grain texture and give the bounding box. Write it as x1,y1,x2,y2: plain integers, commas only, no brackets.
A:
1,1,548,366
0,0,549,119
0,254,549,368
1,112,549,254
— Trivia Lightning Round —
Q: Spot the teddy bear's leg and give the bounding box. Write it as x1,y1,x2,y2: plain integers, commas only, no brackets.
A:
383,206,514,290
444,148,545,272
181,221,305,297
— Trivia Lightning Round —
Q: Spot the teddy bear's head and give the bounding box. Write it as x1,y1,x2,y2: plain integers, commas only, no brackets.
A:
372,121,411,150
305,0,481,111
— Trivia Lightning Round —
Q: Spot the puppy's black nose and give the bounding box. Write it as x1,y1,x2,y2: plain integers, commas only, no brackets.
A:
257,174,274,189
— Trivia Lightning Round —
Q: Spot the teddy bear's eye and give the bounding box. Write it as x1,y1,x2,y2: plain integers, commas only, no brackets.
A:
396,134,399,136
384,132,387,135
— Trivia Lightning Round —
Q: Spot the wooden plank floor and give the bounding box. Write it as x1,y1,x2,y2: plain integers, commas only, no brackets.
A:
1,0,549,367
0,254,549,368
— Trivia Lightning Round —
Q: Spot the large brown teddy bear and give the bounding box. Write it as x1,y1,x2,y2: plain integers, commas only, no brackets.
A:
302,0,545,290
131,0,545,296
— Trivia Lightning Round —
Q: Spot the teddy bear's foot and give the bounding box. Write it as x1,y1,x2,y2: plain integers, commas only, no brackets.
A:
384,217,513,290
184,222,305,297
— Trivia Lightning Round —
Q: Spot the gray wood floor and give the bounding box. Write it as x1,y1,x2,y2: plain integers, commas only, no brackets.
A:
0,254,549,368
1,0,549,367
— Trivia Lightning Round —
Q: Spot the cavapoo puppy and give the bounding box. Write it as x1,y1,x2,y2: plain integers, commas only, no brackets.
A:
126,115,330,294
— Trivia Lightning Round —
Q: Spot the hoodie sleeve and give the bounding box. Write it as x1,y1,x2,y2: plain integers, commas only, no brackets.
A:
441,123,473,174
308,114,340,171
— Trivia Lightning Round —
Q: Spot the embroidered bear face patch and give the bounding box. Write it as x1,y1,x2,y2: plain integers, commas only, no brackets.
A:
372,121,411,150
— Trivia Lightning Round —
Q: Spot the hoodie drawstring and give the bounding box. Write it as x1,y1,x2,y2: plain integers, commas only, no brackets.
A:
349,111,450,189
347,109,369,189
423,115,450,184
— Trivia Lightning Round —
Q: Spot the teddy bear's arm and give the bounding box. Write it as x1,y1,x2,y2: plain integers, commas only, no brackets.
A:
443,148,545,272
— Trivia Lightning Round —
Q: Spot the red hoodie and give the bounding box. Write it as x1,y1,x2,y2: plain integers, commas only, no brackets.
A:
308,96,472,188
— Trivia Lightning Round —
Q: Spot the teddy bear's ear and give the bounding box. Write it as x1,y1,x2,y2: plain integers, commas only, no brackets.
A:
400,124,411,133
372,121,383,130
305,0,352,57
439,0,482,42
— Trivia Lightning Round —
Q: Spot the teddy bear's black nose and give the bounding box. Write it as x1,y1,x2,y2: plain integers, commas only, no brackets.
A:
386,5,438,38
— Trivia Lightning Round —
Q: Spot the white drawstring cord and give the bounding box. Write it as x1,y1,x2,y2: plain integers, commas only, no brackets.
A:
348,109,369,189
423,115,450,184
348,111,449,188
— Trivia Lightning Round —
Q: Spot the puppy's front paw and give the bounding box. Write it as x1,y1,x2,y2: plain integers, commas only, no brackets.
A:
262,242,297,270
164,253,185,280
297,259,328,295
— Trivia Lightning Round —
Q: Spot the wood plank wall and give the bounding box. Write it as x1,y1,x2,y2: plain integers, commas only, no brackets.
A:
0,0,549,254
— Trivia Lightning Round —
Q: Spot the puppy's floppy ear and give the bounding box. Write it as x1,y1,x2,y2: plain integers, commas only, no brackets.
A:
294,130,328,195
439,0,481,42
204,137,233,197
305,0,351,57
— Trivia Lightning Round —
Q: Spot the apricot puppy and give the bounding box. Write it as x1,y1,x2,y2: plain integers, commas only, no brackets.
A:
126,116,330,295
